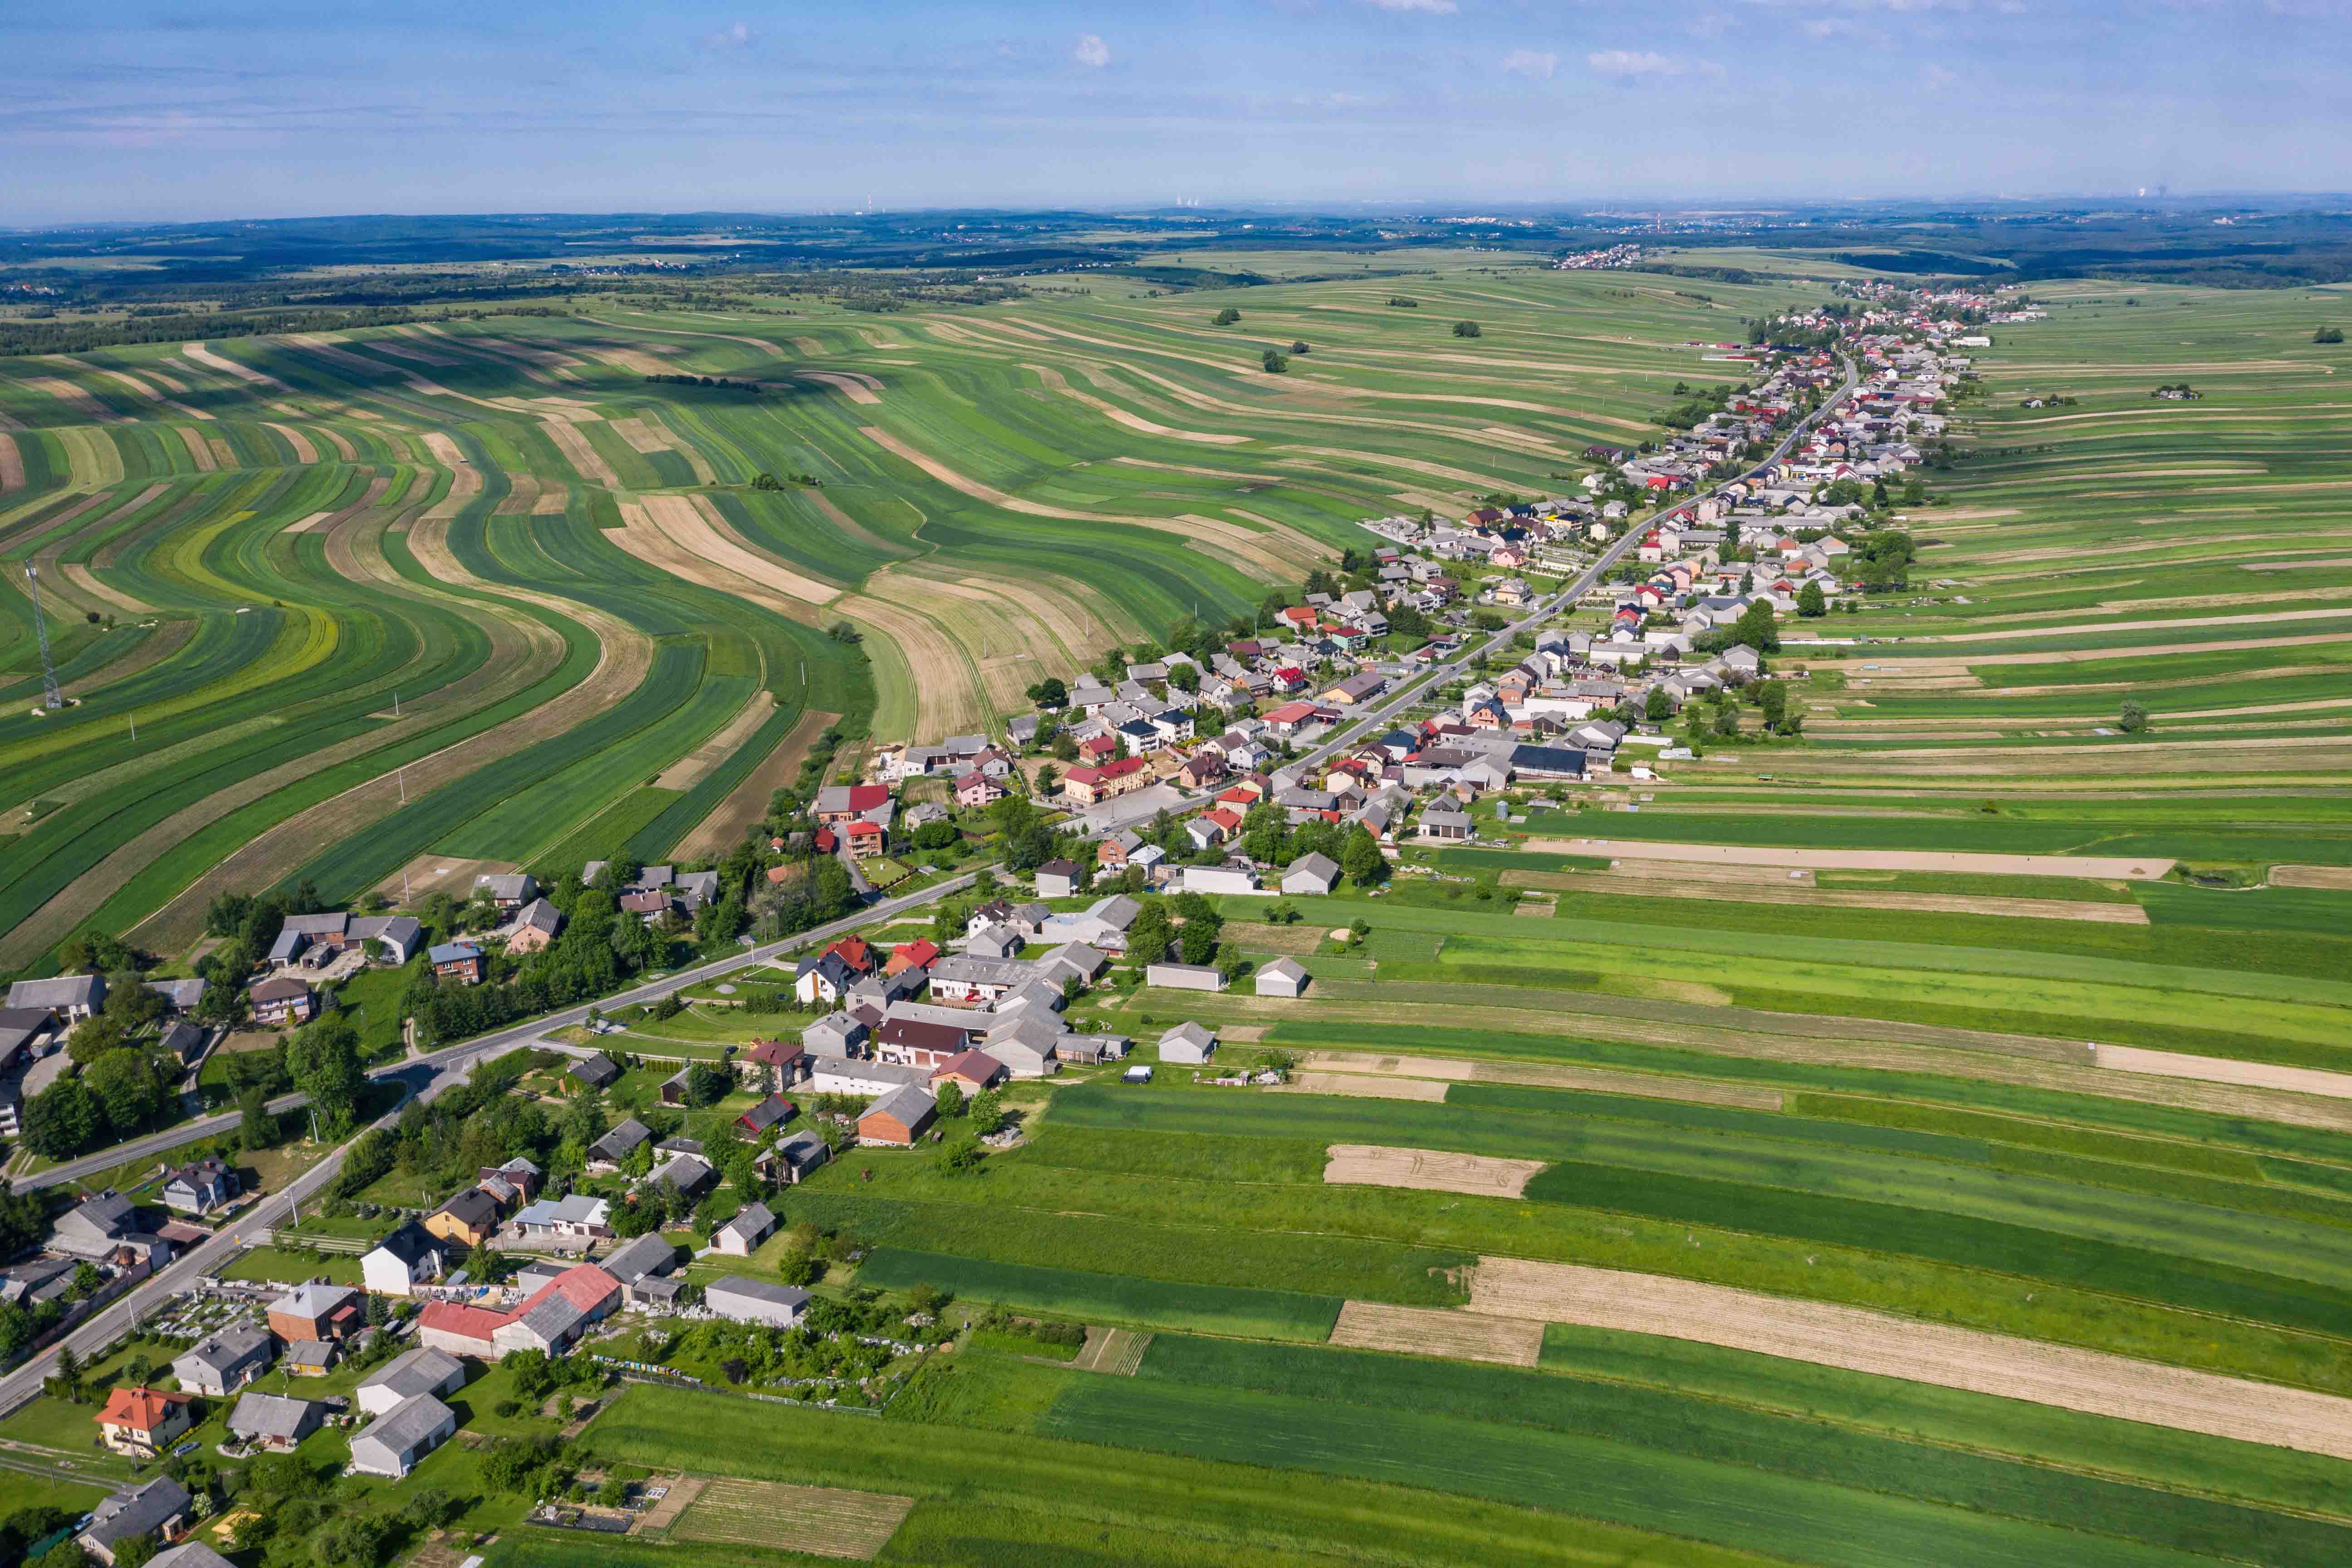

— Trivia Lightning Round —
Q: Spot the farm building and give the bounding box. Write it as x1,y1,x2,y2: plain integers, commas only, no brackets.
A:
228,1392,324,1452
568,1052,621,1091
712,1201,776,1256
1280,853,1340,895
282,1340,338,1377
859,1084,937,1146
348,1394,457,1479
1158,1021,1218,1064
1181,866,1266,897
705,1275,811,1328
1255,958,1310,998
357,1346,466,1417
1146,962,1227,993
758,1129,832,1186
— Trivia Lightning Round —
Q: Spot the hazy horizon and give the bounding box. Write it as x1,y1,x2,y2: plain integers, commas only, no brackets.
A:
9,0,2350,226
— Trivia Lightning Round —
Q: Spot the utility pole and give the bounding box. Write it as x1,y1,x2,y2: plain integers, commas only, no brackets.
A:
24,565,62,711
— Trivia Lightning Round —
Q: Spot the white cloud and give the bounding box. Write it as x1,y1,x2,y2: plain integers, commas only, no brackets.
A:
1363,0,1459,13
1074,33,1110,67
1686,10,1737,36
701,21,756,52
1588,49,1684,76
1500,48,1558,78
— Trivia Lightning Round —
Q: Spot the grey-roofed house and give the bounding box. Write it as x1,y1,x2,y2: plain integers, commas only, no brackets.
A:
1034,859,1083,898
800,1013,867,1059
149,1545,239,1568
1034,941,1107,988
357,1346,467,1417
586,1117,652,1173
161,1155,237,1215
228,1392,323,1451
158,1019,209,1067
704,1275,810,1328
647,1151,716,1201
712,1200,775,1256
78,1477,191,1566
758,1128,831,1186
598,1233,680,1303
1279,852,1340,896
5,973,104,1023
172,1325,274,1397
1254,958,1310,999
51,1191,142,1260
1157,1021,1218,1065
347,1393,457,1479
472,872,537,911
144,977,206,1014
348,913,423,965
568,1051,621,1091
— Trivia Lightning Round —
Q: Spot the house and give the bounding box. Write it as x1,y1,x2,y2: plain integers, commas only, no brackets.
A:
1157,1021,1218,1064
267,1280,361,1343
361,1222,448,1298
1035,858,1082,899
5,973,104,1023
158,1019,209,1068
96,1387,193,1457
1255,958,1310,999
357,1346,467,1417
160,1155,238,1216
149,1545,237,1568
647,1151,717,1202
586,1118,652,1174
568,1052,620,1092
858,1084,937,1146
248,974,316,1026
422,1188,504,1250
1280,853,1340,896
930,1049,1009,1095
711,1201,776,1257
144,977,206,1015
735,1094,796,1138
473,872,538,913
844,818,888,858
740,1036,818,1091
78,1478,192,1567
171,1326,274,1398
283,1339,338,1377
705,1274,811,1328
418,1263,621,1360
477,1156,543,1206
500,898,565,955
813,784,892,824
347,1394,458,1480
598,1233,682,1306
1097,829,1142,871
1319,672,1386,707
228,1392,324,1452
884,939,940,978
51,1191,148,1261
513,1193,612,1244
759,1128,832,1186
1061,757,1149,806
659,1066,697,1107
812,1056,933,1098
428,942,485,986
928,954,1031,1004
794,950,865,1006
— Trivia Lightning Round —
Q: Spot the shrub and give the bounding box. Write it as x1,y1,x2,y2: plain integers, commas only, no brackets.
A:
1452,320,1481,338
1212,307,1240,325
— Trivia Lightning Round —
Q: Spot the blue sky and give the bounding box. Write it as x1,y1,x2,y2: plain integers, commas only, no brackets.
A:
7,1,2348,224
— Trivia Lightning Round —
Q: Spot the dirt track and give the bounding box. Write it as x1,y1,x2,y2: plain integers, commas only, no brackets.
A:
1328,1301,1543,1368
1525,838,2174,881
1323,1143,1546,1198
1467,1258,2352,1460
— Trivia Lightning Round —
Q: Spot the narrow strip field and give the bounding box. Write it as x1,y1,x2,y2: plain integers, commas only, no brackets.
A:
1328,1301,1544,1367
1467,1258,2352,1460
1323,1143,1548,1198
672,1475,912,1560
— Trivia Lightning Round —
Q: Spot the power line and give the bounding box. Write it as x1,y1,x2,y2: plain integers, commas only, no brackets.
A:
23,566,61,711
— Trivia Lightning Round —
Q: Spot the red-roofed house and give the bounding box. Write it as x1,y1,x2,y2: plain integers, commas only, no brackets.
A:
1062,757,1149,806
813,826,838,855
1078,734,1118,764
737,1038,811,1093
929,1049,1011,1094
816,785,891,825
844,819,888,858
1269,667,1307,694
954,771,1004,809
886,940,940,976
1203,808,1244,837
97,1387,193,1457
824,936,877,975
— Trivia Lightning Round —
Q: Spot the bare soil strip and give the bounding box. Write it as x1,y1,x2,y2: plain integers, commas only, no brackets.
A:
181,343,290,391
174,426,216,472
1498,867,2151,925
653,690,775,791
2097,1044,2352,1102
90,368,213,421
799,371,882,405
610,505,816,627
1329,1301,1544,1368
1303,1049,1784,1112
0,435,22,495
1467,1258,2352,1460
1524,838,2174,881
637,409,717,484
263,423,320,464
673,707,840,862
26,376,126,425
1026,363,1246,444
420,433,483,520
835,585,991,743
2271,865,2352,890
539,418,620,488
609,416,672,453
676,1475,912,1561
653,494,839,603
1324,1143,1547,1198
59,562,152,615
1274,1073,1449,1102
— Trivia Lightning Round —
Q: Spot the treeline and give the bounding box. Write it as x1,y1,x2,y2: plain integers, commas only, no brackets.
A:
0,304,569,358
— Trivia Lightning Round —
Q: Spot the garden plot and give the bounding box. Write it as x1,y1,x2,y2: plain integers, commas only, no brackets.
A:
1327,1301,1543,1368
673,1475,913,1560
1467,1257,2352,1460
1323,1143,1547,1199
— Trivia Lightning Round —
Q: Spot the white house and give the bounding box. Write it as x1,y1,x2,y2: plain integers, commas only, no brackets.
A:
360,1223,446,1298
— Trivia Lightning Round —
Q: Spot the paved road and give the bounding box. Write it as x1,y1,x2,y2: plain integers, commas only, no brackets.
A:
13,869,988,1199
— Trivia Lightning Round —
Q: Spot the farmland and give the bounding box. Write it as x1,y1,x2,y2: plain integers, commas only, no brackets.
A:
0,251,1812,975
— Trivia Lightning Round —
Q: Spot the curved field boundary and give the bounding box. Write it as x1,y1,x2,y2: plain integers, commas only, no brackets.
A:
653,689,774,791
1523,839,2176,881
797,370,882,405
1328,1301,1543,1368
1323,1143,1546,1198
181,343,290,392
1466,1257,2352,1461
637,494,839,604
1024,363,1246,445
672,705,838,861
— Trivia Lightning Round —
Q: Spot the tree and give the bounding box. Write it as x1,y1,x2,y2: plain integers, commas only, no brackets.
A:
287,1014,366,1136
2119,700,2149,734
937,1135,985,1175
1731,600,1781,654
1212,307,1240,325
1797,581,1828,618
1028,676,1068,708
1260,348,1289,374
2316,326,2345,344
84,1049,162,1137
967,1091,1004,1138
1452,320,1482,338
1644,686,1674,723
935,1080,965,1120
1757,679,1789,732
24,1077,100,1160
1176,920,1220,965
1339,828,1386,888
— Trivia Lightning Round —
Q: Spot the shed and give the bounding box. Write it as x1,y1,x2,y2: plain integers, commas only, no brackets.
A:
858,1084,937,1146
1157,1021,1218,1065
1280,853,1340,896
357,1346,466,1417
347,1394,457,1479
704,1275,810,1328
1254,957,1310,998
1145,962,1227,994
712,1201,776,1257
